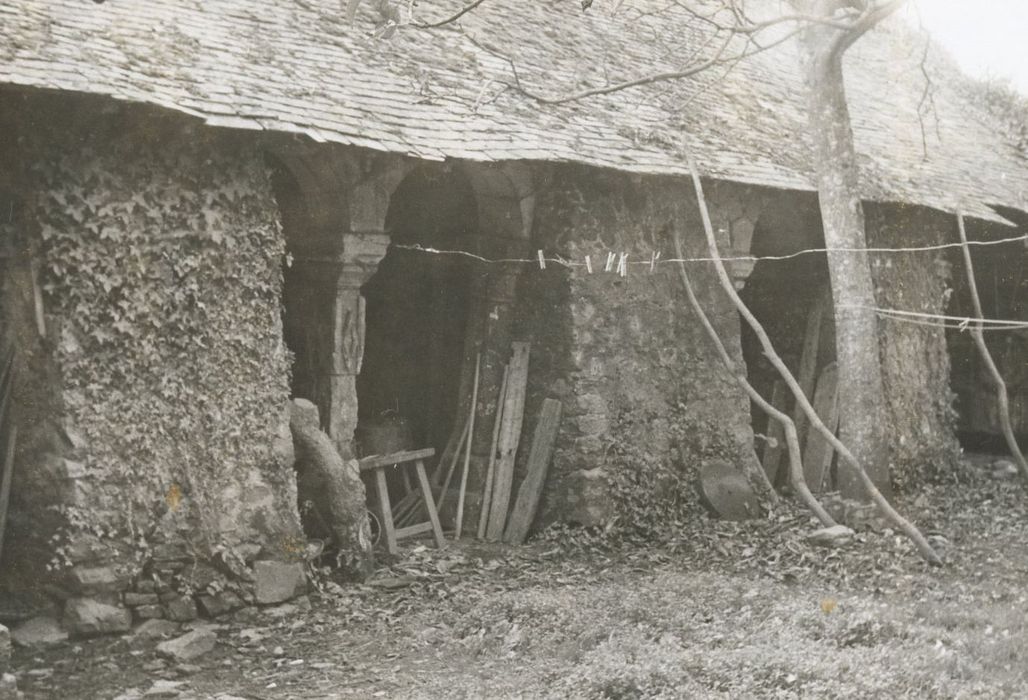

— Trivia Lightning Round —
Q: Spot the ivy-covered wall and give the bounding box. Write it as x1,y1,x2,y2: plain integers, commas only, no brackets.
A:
527,166,762,535
0,93,301,617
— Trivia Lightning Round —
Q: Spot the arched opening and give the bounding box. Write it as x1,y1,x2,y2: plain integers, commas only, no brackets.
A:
738,196,832,488
271,158,337,430
356,166,478,457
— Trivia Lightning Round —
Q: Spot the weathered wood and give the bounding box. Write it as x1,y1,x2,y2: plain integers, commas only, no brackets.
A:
455,353,481,539
374,469,397,555
358,447,436,471
503,398,562,544
485,343,530,541
395,521,433,539
793,288,828,441
0,428,16,565
414,460,446,549
803,362,839,492
761,380,788,486
433,418,469,516
477,365,509,540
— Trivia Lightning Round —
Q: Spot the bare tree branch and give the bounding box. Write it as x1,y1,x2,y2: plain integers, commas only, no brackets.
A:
956,212,1028,485
412,0,490,28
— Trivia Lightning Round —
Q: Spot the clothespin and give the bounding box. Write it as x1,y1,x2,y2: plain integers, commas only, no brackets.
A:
585,255,593,274
537,250,546,270
604,252,616,272
650,251,661,272
617,252,628,277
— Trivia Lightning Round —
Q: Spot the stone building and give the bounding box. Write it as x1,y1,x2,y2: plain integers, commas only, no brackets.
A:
0,0,1025,630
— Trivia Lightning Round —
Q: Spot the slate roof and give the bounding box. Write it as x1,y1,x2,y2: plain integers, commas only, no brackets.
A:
1,0,1025,223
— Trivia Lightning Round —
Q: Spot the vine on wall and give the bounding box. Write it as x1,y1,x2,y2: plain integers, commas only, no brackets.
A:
26,110,300,571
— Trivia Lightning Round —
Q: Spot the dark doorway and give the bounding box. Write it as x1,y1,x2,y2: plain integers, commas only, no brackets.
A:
357,166,478,457
738,199,831,484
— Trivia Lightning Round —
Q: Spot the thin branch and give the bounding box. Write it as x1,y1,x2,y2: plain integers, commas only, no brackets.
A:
671,228,831,522
956,211,1028,484
412,0,489,28
685,157,941,565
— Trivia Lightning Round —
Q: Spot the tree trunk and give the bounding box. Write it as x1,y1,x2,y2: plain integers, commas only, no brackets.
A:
797,20,890,500
290,398,374,578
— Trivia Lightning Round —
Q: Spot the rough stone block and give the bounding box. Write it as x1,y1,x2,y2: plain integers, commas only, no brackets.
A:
64,598,132,637
807,525,855,548
133,605,164,621
152,544,189,562
575,414,609,436
11,616,67,648
124,593,160,607
0,673,16,700
70,565,130,595
563,468,613,527
254,561,307,605
272,401,295,467
575,393,606,415
143,679,186,698
197,592,243,618
164,597,198,622
129,619,180,641
156,629,217,662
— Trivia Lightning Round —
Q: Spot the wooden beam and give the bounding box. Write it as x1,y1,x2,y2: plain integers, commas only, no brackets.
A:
359,447,436,471
484,343,530,541
477,365,509,539
503,398,561,545
802,362,839,493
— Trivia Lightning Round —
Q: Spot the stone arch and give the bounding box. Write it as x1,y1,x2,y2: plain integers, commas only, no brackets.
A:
268,142,537,495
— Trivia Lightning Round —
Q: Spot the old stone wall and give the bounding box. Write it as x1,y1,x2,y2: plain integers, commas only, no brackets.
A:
0,92,302,626
866,203,960,487
526,166,762,534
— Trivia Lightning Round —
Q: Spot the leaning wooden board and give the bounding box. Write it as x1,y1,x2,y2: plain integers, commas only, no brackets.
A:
484,342,530,541
503,398,562,545
802,361,839,493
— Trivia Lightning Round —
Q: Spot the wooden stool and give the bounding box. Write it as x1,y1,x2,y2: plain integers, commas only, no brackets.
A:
358,448,445,555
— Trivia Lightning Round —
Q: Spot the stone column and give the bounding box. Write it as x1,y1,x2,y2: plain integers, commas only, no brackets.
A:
327,233,389,459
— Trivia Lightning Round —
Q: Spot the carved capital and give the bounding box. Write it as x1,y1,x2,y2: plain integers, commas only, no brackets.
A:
339,232,390,289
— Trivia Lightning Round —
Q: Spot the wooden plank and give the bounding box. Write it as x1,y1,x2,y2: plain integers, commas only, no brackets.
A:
454,354,480,539
433,418,469,517
477,365,509,539
395,521,433,539
503,398,562,545
359,447,436,471
414,460,446,549
802,362,839,493
761,380,788,486
793,287,828,443
374,468,397,555
485,342,530,541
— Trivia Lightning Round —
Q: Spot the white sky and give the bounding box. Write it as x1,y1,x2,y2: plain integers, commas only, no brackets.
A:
908,0,1028,94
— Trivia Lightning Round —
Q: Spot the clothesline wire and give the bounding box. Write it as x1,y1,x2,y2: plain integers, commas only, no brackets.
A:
388,234,1028,333
391,231,1028,267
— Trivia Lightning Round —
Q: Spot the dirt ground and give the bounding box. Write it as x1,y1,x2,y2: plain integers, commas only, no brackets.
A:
11,454,1028,699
